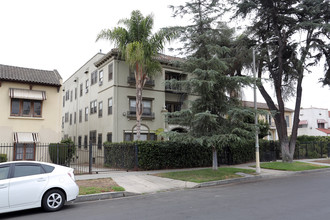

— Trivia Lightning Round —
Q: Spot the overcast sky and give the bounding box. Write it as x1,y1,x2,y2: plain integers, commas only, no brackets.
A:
1,0,330,110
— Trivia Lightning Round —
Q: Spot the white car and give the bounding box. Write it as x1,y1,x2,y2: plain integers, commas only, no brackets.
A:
0,161,79,214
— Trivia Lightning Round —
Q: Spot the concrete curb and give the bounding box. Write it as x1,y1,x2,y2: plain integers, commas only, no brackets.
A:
195,175,263,188
75,191,138,203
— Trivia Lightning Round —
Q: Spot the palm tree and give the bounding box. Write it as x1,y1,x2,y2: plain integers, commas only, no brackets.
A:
96,10,174,140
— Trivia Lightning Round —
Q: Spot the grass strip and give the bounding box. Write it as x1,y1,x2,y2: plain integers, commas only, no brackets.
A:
259,161,329,171
154,167,256,183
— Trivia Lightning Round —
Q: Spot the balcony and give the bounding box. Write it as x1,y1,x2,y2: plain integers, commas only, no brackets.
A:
127,76,155,87
126,111,155,120
165,84,184,93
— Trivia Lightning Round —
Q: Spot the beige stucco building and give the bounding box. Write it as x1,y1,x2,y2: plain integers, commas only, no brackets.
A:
0,64,62,160
62,50,190,147
242,101,294,140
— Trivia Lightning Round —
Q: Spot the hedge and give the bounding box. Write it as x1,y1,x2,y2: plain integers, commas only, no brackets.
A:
104,140,280,170
49,139,75,166
0,154,7,163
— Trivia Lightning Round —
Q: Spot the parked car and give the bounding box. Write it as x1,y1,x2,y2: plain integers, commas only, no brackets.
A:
0,161,79,214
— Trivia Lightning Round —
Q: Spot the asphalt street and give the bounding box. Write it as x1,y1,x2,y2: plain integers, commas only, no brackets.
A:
2,170,330,220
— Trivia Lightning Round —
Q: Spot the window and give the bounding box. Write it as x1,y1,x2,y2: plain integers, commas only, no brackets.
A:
84,135,88,149
268,114,272,126
78,136,82,148
70,90,73,102
62,116,64,128
75,87,77,100
74,112,76,124
80,83,83,97
85,79,89,93
98,133,102,149
285,115,290,128
65,112,69,123
69,113,72,125
13,165,43,178
107,132,112,142
90,100,97,114
99,101,103,117
318,123,325,129
165,102,181,113
65,90,70,101
108,64,113,81
91,70,98,85
129,99,152,115
90,131,97,144
63,96,65,107
0,166,10,180
85,107,89,121
108,98,113,115
99,70,104,86
14,143,35,160
79,109,82,123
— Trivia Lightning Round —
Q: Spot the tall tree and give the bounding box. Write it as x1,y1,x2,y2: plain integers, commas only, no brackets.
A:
96,10,174,140
166,0,254,170
233,0,330,162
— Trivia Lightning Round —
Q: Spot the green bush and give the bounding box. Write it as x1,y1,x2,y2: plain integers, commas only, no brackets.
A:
103,139,285,170
0,154,7,162
49,139,75,166
104,141,213,170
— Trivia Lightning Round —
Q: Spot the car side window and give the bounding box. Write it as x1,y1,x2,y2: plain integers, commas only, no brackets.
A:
41,164,55,173
13,165,44,178
0,166,10,180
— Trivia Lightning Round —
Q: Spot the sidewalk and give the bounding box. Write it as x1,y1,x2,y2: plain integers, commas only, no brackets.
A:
74,158,330,203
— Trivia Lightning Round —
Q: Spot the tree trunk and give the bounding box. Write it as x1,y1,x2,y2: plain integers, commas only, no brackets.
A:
135,63,143,141
212,146,218,170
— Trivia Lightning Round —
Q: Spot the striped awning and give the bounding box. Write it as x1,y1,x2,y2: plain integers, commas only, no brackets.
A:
299,120,308,125
13,132,39,143
317,119,328,124
9,88,46,100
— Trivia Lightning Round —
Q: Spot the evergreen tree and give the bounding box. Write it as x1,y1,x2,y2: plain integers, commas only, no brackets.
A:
166,0,254,170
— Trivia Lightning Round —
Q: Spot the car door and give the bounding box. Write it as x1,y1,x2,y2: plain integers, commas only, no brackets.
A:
0,165,10,209
9,163,49,208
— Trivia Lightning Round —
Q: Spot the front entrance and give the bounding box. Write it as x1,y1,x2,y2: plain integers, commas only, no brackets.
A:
14,143,36,160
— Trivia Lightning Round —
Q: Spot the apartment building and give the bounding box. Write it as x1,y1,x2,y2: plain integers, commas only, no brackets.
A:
242,101,294,140
298,107,330,136
0,64,62,160
62,49,190,146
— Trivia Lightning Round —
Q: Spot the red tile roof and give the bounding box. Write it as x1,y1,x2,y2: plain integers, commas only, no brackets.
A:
316,128,330,134
94,48,183,68
0,64,62,87
242,101,294,112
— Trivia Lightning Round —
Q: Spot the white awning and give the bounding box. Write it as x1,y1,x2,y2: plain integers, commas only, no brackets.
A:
317,119,327,124
13,132,39,143
9,88,46,100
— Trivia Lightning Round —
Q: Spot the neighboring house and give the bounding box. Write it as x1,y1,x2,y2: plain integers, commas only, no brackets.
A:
298,107,330,136
0,64,63,160
62,49,191,148
242,101,294,141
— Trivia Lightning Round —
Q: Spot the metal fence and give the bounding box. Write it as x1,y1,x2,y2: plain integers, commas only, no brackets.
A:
0,143,123,174
295,141,330,159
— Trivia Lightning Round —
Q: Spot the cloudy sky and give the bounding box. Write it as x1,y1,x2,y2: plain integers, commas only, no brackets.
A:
1,0,329,110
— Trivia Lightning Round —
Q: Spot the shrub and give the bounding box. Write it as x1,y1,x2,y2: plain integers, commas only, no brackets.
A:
49,138,76,166
0,154,7,163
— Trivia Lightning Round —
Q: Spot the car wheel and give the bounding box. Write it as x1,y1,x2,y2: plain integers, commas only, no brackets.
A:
42,189,65,212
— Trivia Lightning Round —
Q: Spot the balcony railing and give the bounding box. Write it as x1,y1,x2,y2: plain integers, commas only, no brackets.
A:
127,76,155,87
126,111,155,120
